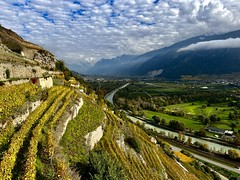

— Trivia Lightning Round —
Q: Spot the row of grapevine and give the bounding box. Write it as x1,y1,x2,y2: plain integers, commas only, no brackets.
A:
0,82,42,122
60,100,104,165
46,90,76,158
0,86,65,179
103,113,136,179
101,111,199,180
23,88,70,180
0,121,14,151
45,90,77,179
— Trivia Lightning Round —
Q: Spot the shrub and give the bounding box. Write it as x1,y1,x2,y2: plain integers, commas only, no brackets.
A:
125,136,141,153
152,115,160,124
3,39,23,53
79,150,126,180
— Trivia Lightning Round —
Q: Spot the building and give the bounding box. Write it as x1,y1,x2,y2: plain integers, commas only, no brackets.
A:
206,127,226,135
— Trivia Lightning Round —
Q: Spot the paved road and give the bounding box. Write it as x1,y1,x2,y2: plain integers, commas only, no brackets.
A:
105,83,130,104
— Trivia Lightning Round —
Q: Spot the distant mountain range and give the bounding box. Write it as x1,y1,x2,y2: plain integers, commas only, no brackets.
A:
87,29,240,79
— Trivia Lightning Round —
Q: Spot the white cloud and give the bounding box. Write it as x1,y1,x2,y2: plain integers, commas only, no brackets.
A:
0,0,240,71
178,38,240,52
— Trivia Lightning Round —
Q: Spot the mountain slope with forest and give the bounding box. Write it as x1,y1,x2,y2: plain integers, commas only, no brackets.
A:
89,29,240,79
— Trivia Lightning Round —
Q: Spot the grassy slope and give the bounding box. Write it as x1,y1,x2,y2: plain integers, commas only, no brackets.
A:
60,99,104,165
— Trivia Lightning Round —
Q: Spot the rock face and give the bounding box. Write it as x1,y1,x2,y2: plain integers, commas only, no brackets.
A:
0,100,42,128
0,25,59,85
38,77,53,89
85,125,104,150
0,25,57,68
13,100,42,126
55,97,84,143
0,62,46,80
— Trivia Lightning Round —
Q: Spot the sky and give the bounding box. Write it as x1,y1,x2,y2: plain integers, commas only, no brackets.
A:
0,0,240,67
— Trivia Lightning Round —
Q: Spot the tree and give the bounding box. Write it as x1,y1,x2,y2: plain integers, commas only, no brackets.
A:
231,123,236,131
202,144,209,151
228,149,239,159
228,112,236,120
178,131,183,141
209,114,217,123
204,118,210,125
187,137,192,145
182,134,186,142
198,114,205,122
169,120,185,131
195,128,206,137
235,133,240,145
161,118,166,126
152,115,160,124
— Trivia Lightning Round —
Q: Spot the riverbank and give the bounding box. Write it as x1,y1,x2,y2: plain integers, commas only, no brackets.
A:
133,114,240,151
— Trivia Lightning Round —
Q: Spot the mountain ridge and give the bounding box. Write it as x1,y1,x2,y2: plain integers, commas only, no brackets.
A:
88,29,240,79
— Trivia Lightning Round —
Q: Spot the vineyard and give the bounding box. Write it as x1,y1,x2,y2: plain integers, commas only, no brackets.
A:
0,83,221,179
60,106,214,179
0,84,81,179
97,112,201,180
61,99,104,166
0,82,42,122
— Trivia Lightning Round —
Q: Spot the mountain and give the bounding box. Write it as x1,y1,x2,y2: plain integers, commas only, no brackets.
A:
66,61,93,74
87,50,165,76
87,54,138,75
136,30,240,78
88,29,240,79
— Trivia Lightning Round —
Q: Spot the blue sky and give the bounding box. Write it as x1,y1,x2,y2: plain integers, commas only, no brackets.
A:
0,0,240,66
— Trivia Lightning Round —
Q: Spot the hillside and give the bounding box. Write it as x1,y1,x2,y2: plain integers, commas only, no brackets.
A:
88,29,240,79
0,25,219,179
0,25,58,83
0,82,217,179
0,25,56,67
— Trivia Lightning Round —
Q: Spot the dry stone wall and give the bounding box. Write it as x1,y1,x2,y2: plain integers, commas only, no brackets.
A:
85,125,104,150
13,100,42,126
0,100,42,129
54,97,84,143
0,62,46,81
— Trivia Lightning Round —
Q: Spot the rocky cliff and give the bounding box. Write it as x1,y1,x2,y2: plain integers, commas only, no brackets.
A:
0,25,59,84
0,25,56,68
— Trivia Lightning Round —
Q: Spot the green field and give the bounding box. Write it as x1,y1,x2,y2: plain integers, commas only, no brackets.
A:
144,110,204,131
114,81,240,133
165,102,231,117
144,101,239,131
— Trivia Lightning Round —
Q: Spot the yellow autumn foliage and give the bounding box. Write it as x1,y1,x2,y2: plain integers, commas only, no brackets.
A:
174,151,194,163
